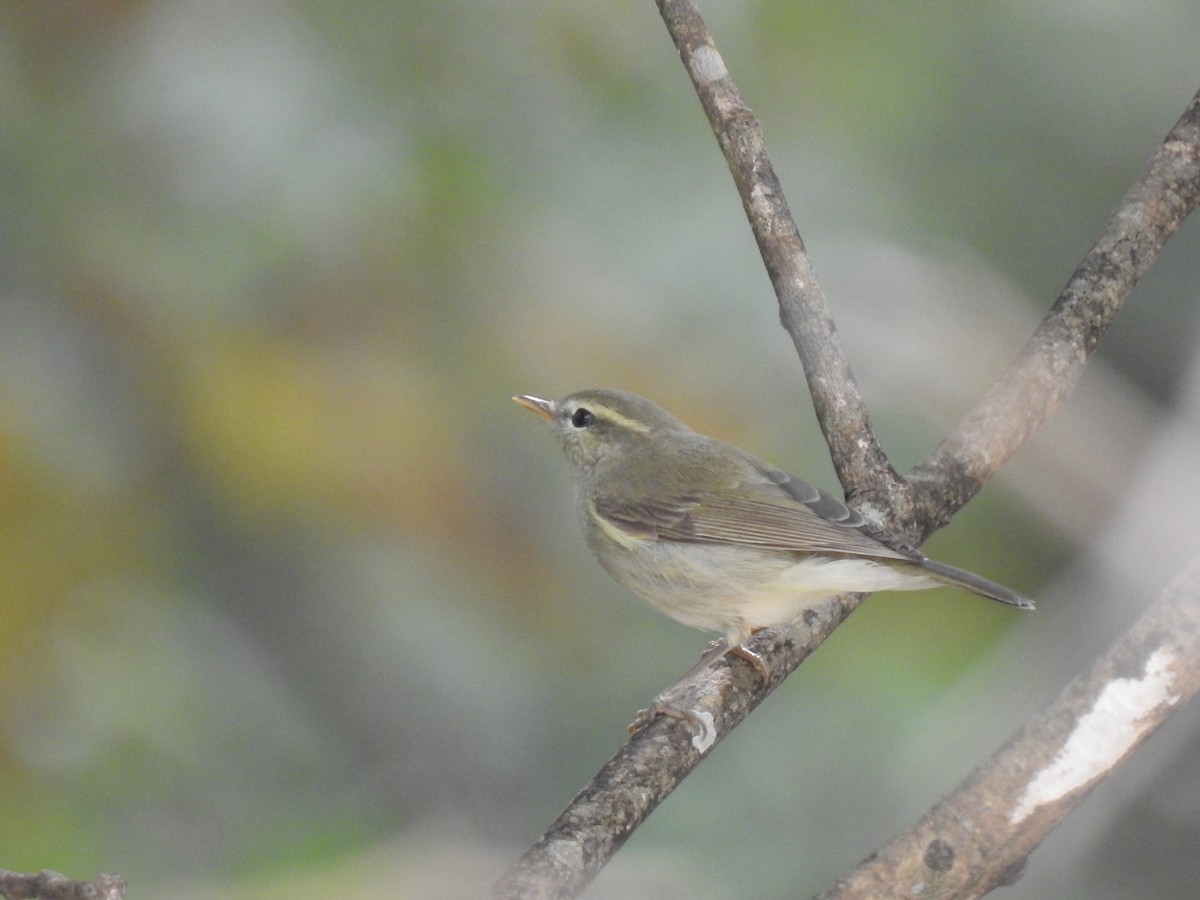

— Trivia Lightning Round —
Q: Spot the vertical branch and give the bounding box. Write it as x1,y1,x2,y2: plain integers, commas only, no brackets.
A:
655,0,899,503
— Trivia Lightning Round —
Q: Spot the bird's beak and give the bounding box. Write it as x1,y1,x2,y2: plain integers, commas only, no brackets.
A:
513,394,555,421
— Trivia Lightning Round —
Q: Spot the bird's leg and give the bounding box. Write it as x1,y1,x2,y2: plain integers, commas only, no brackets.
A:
690,633,772,681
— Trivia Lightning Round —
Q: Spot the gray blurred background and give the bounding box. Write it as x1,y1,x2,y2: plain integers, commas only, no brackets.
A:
2,2,1199,898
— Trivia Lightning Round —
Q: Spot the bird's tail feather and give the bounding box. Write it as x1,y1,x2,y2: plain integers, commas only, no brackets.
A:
918,558,1035,610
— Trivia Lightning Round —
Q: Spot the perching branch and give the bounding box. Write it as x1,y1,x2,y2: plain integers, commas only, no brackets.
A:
492,596,854,900
818,556,1200,899
492,1,1200,896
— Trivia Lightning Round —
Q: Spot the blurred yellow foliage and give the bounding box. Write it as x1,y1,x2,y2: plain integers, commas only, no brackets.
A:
0,413,149,730
176,329,472,536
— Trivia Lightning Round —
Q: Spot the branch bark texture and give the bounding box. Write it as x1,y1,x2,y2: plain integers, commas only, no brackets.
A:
0,869,126,900
819,556,1200,899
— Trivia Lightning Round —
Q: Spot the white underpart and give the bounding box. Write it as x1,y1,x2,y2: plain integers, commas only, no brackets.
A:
608,542,936,646
1011,648,1180,823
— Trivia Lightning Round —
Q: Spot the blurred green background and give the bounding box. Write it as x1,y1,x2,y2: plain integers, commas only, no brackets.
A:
2,2,1199,898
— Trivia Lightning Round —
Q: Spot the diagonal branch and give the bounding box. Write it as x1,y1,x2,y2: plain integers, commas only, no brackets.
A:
817,556,1200,899
909,90,1200,532
492,1,1200,895
491,598,853,900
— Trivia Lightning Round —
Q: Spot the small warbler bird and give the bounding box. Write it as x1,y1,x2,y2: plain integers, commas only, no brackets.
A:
515,389,1032,659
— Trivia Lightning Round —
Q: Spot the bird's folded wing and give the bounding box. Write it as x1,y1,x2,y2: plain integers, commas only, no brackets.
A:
594,475,919,562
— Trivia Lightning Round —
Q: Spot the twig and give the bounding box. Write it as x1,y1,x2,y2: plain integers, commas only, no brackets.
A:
0,869,126,900
817,556,1200,899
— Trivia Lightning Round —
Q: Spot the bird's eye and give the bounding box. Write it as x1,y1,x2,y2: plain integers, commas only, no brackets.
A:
570,407,596,429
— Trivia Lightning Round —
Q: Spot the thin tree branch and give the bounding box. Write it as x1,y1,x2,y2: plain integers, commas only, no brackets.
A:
909,90,1200,532
818,556,1200,900
492,598,854,900
0,869,126,900
654,0,900,503
493,3,1200,896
